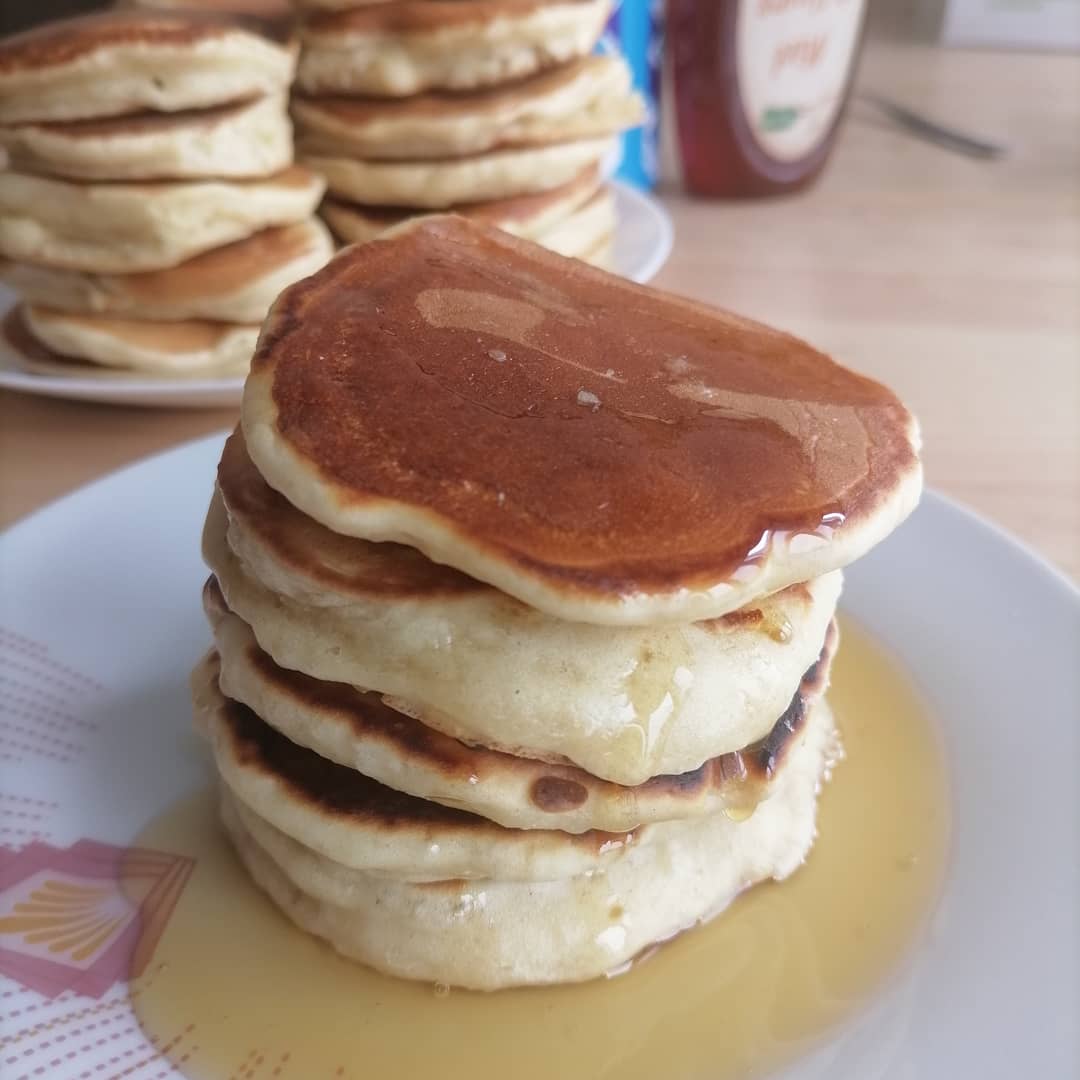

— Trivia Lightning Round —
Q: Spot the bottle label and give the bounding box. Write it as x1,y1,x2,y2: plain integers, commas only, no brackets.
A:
736,0,866,163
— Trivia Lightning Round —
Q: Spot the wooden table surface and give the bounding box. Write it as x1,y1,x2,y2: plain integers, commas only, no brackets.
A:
1,37,1078,579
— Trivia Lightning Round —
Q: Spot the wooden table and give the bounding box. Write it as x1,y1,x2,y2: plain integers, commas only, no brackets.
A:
2,37,1078,579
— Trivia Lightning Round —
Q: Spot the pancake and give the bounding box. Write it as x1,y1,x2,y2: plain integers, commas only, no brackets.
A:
581,233,612,270
220,697,838,988
0,220,334,323
536,186,615,261
206,579,837,832
294,0,451,8
292,55,640,161
121,0,293,16
21,305,258,374
320,164,602,245
0,93,292,181
297,0,611,97
0,10,297,124
203,456,842,785
301,135,613,208
241,216,923,628
0,166,325,273
195,663,637,884
0,306,244,381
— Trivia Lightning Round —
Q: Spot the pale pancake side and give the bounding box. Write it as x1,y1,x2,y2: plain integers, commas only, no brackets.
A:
292,55,639,160
1,307,246,382
221,697,837,989
22,306,258,374
0,219,333,323
0,166,324,273
297,0,611,97
301,136,613,208
0,10,297,124
204,475,842,785
320,164,601,245
0,93,292,181
208,584,836,832
241,216,922,627
121,0,292,15
195,660,637,884
534,187,615,260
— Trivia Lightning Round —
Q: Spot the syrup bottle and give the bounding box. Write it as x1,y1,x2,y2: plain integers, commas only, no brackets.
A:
667,0,868,197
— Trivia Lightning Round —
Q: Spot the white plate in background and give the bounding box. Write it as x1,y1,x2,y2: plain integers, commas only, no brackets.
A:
612,180,674,286
0,186,673,410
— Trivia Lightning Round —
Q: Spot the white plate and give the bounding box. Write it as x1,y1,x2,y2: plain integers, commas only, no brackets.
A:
611,180,674,286
0,187,672,411
0,434,1076,1079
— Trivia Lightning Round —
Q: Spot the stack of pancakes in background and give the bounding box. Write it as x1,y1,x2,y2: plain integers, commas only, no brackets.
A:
0,10,332,381
291,0,640,265
119,0,293,15
193,217,923,989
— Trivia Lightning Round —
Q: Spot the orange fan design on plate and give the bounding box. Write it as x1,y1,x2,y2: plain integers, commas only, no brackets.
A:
0,839,194,999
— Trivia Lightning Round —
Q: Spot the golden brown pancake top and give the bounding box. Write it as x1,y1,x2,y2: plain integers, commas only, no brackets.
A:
323,166,600,229
0,11,289,75
307,0,596,34
218,429,827,618
252,217,919,597
293,57,610,124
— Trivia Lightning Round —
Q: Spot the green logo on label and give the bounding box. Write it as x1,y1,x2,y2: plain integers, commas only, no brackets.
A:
761,107,799,132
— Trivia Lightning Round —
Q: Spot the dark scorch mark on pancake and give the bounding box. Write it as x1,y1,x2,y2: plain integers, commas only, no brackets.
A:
217,694,634,851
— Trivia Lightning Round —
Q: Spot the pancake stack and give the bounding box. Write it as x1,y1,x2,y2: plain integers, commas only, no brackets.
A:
0,10,332,381
194,217,923,989
290,0,640,265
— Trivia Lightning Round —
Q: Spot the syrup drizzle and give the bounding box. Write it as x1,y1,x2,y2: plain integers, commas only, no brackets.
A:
131,617,949,1080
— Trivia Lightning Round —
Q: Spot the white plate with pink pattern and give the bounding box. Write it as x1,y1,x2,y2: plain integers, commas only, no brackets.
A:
0,433,1076,1080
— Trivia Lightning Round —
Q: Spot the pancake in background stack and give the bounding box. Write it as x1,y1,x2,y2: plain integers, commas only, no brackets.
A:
321,166,611,259
0,11,330,382
0,168,324,273
119,0,293,17
295,50,630,263
295,0,613,98
193,217,922,989
292,55,639,160
0,94,293,180
0,307,250,381
0,10,297,123
289,5,635,267
302,135,612,209
0,220,333,322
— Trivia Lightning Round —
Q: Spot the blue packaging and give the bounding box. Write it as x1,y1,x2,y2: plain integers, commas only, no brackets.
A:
600,0,661,190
